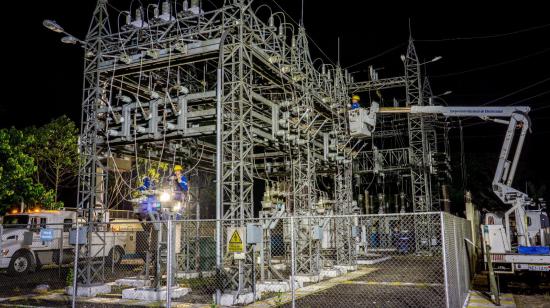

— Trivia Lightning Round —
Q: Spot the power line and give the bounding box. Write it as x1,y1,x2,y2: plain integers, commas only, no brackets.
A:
510,89,550,106
452,131,550,138
461,88,550,128
417,22,550,42
481,76,550,106
106,2,123,13
432,48,550,78
534,104,550,112
345,42,406,69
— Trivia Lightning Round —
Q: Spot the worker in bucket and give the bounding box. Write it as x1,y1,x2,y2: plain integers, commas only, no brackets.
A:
351,95,360,109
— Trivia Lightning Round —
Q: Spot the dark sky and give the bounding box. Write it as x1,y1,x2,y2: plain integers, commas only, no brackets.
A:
1,1,549,201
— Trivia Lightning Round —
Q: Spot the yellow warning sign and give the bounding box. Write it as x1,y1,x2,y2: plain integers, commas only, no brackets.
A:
227,227,246,253
230,230,242,244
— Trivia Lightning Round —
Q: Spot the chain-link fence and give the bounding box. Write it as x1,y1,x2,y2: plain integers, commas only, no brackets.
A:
442,212,473,308
0,212,472,307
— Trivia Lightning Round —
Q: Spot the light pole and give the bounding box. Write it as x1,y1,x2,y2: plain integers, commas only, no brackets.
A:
42,19,88,48
401,55,442,66
430,90,452,105
421,56,442,65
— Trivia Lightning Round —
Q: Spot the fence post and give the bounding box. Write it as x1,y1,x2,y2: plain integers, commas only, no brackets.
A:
290,216,296,308
112,230,116,274
440,212,450,308
72,218,80,308
59,224,64,279
453,219,462,305
166,219,173,308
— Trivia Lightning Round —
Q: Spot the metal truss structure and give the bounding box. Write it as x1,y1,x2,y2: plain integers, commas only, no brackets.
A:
75,0,358,295
351,37,451,221
70,0,458,299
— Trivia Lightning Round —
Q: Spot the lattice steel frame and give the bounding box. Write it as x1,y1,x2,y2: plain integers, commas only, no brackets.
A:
76,0,111,286
75,0,355,291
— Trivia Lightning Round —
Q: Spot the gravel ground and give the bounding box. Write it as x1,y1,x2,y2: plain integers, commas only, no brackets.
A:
284,284,444,308
514,294,550,308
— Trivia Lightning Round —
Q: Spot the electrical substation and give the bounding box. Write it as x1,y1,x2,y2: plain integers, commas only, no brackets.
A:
1,1,548,307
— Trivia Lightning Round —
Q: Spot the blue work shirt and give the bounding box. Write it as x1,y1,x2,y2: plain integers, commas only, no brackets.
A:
175,175,189,192
138,176,153,191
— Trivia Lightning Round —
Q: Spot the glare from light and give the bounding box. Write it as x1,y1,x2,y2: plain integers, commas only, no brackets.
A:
173,202,182,212
160,191,171,202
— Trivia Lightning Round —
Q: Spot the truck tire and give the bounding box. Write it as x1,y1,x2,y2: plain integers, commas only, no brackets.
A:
107,246,124,266
8,251,33,276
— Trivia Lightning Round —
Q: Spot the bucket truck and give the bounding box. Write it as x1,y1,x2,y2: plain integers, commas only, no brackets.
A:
350,103,550,274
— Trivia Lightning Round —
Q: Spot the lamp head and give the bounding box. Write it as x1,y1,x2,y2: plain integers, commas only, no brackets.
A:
61,35,79,45
43,20,64,33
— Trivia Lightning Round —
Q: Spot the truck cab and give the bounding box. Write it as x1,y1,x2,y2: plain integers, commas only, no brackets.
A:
1,209,143,275
1,210,77,275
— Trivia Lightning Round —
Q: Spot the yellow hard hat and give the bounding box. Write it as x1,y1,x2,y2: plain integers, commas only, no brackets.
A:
174,165,183,172
352,95,360,102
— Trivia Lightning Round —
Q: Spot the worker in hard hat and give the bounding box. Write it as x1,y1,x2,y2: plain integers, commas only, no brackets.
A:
351,95,360,109
172,165,189,210
173,165,189,193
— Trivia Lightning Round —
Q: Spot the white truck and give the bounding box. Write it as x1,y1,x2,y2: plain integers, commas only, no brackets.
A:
352,103,550,274
0,209,142,275
482,204,550,274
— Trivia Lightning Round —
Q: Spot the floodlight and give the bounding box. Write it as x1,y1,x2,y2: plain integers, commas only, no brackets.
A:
43,19,64,33
61,35,79,45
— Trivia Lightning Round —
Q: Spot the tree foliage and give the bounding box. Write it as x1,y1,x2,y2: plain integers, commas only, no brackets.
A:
27,116,79,202
0,116,79,213
0,128,56,212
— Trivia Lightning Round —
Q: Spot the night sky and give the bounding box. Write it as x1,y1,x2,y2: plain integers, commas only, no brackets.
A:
2,1,549,205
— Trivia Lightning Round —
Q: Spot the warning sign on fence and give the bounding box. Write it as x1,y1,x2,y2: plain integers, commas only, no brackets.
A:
227,227,246,253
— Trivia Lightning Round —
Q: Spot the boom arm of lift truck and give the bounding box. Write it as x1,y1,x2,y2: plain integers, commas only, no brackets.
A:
356,103,532,248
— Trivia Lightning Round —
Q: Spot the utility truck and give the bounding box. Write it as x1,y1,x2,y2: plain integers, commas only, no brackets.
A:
351,103,550,274
0,209,142,275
